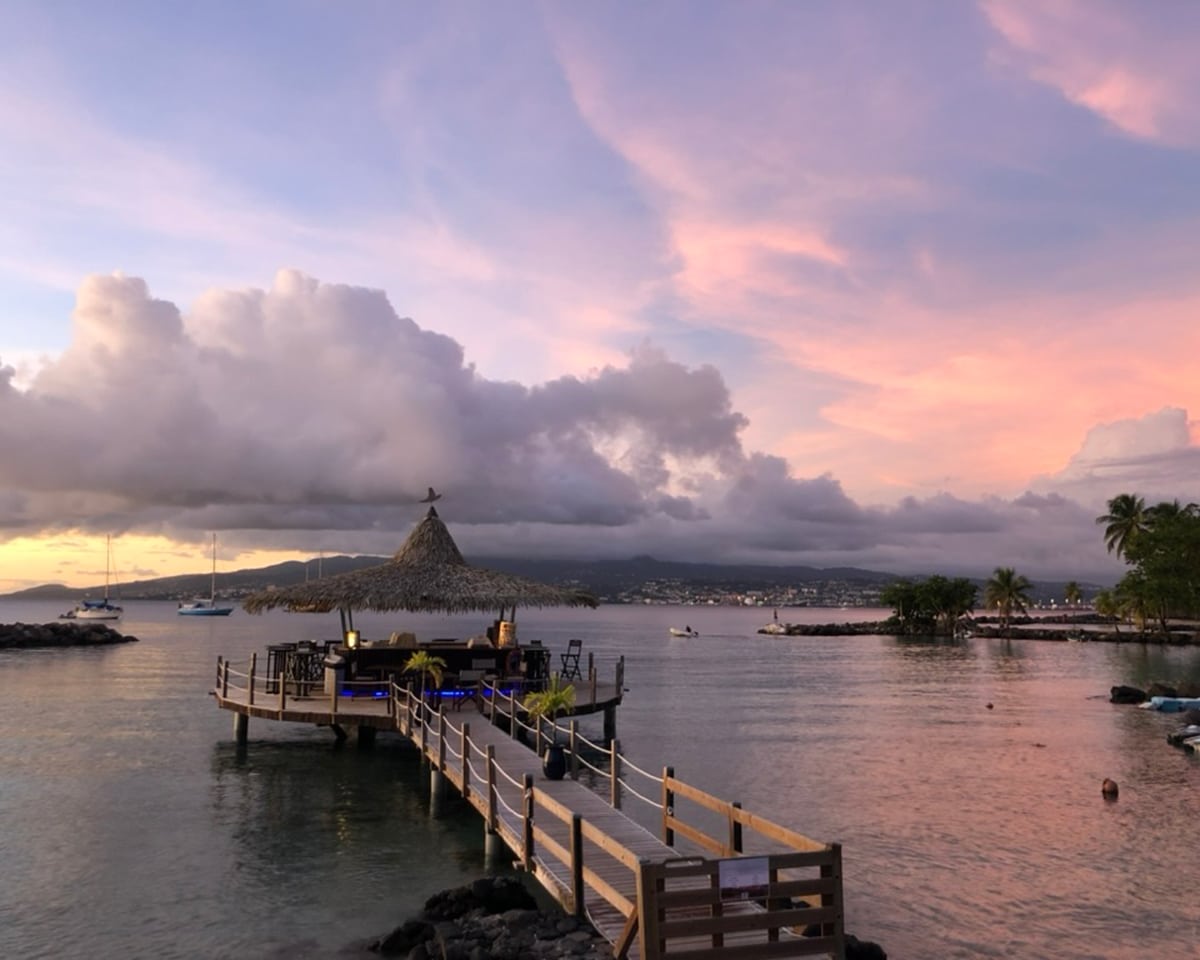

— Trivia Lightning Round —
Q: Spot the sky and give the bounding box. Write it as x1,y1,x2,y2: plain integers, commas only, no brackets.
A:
3,0,1200,593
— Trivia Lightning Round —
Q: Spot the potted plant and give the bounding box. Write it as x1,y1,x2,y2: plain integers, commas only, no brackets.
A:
402,650,447,702
522,675,576,780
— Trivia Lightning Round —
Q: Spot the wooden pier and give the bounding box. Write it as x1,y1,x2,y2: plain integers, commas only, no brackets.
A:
212,654,846,959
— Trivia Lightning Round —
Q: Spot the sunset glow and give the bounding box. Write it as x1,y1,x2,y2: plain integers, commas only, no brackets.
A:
3,1,1200,591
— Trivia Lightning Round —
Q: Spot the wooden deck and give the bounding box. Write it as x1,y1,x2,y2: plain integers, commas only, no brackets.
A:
212,655,846,959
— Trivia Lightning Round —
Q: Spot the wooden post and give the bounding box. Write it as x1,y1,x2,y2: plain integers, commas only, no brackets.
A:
248,652,257,706
486,745,498,832
331,673,339,715
437,704,447,771
233,711,248,744
221,660,229,698
610,738,622,809
634,859,660,960
587,651,594,676
730,801,743,854
571,813,585,918
461,723,471,801
522,774,535,872
662,766,675,846
509,689,518,740
419,697,427,757
278,658,287,710
569,721,580,780
823,843,844,950
216,655,222,689
603,705,616,745
589,667,597,708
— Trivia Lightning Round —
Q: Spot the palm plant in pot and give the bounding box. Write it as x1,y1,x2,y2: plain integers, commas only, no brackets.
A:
522,675,576,780
402,650,447,702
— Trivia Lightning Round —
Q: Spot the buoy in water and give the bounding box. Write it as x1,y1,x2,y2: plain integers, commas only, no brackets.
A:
1101,778,1119,800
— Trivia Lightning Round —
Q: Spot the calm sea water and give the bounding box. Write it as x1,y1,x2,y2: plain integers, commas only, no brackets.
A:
1,601,1198,959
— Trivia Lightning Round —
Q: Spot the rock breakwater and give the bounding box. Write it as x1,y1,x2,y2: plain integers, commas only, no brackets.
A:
0,621,138,649
371,876,612,959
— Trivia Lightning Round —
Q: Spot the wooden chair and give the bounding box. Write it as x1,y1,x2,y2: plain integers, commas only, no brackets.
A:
559,638,583,680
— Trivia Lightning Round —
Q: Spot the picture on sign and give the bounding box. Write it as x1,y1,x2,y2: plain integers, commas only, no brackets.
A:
718,856,770,901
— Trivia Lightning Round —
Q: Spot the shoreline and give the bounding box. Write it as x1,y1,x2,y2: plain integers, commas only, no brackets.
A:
766,613,1200,645
370,876,889,959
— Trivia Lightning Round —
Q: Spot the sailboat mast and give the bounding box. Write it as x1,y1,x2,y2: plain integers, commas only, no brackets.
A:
211,532,217,603
104,534,111,601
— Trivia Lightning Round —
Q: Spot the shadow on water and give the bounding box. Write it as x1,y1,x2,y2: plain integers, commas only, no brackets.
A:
205,737,498,959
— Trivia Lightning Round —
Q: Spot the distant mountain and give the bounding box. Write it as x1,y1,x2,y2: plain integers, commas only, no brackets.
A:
1,553,1105,603
3,553,899,602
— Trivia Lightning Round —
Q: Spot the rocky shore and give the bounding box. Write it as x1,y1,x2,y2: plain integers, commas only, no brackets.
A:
0,621,138,649
370,876,888,959
370,876,612,959
767,613,1200,644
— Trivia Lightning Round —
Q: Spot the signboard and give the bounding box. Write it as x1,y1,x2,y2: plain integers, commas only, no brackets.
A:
718,856,770,901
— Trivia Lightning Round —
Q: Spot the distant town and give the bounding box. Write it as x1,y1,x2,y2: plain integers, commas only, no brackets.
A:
4,552,1095,609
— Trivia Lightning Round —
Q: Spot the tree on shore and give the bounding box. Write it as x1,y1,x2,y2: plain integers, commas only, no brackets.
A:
984,567,1032,635
1093,588,1123,634
1096,493,1148,560
1063,581,1082,607
882,575,977,636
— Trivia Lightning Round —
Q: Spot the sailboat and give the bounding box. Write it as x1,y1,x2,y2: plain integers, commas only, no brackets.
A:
177,533,234,617
65,535,123,620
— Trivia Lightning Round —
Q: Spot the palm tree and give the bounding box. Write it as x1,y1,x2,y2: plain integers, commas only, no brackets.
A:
1096,493,1148,560
402,650,446,699
1063,581,1082,607
984,567,1033,634
1145,499,1200,524
1093,588,1121,634
523,675,576,751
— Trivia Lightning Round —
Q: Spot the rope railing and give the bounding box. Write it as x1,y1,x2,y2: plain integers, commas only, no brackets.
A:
494,790,522,822
572,752,611,779
616,753,661,785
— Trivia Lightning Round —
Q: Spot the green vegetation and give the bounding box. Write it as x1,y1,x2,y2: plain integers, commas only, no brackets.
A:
880,575,977,636
984,566,1033,635
403,650,447,695
523,674,577,724
1063,580,1082,606
1096,492,1149,560
1096,493,1200,636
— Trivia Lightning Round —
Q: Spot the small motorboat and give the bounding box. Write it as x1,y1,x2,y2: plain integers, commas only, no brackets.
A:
760,609,787,634
668,626,699,638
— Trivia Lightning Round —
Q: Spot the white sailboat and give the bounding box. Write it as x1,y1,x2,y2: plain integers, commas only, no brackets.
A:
65,535,123,620
177,533,234,617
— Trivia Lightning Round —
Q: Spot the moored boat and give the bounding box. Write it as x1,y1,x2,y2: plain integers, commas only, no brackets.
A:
668,626,698,637
63,535,123,620
178,533,234,616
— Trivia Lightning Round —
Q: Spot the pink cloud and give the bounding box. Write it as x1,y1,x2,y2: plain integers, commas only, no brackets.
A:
982,0,1200,146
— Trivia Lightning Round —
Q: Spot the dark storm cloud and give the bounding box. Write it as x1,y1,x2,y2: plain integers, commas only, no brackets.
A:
0,271,1164,581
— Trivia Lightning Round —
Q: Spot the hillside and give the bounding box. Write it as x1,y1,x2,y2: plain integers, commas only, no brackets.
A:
2,554,1103,606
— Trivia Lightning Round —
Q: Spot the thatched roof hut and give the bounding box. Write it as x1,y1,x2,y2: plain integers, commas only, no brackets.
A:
242,507,598,619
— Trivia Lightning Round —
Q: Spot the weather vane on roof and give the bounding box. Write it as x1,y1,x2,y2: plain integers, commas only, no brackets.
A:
419,486,442,504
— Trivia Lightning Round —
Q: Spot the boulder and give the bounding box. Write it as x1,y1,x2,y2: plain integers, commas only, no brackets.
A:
846,933,888,959
1109,685,1147,704
372,919,434,955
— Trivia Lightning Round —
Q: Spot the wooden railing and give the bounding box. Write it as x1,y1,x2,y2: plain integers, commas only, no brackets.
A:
215,655,844,959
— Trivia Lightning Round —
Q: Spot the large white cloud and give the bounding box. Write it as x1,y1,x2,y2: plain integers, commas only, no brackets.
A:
0,271,1177,582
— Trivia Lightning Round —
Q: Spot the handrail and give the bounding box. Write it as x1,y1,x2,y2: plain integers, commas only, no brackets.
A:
214,650,844,958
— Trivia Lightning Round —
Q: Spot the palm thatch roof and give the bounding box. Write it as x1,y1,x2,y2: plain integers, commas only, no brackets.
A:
242,507,598,615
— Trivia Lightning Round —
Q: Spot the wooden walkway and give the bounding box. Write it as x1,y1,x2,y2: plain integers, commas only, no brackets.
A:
213,656,846,959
